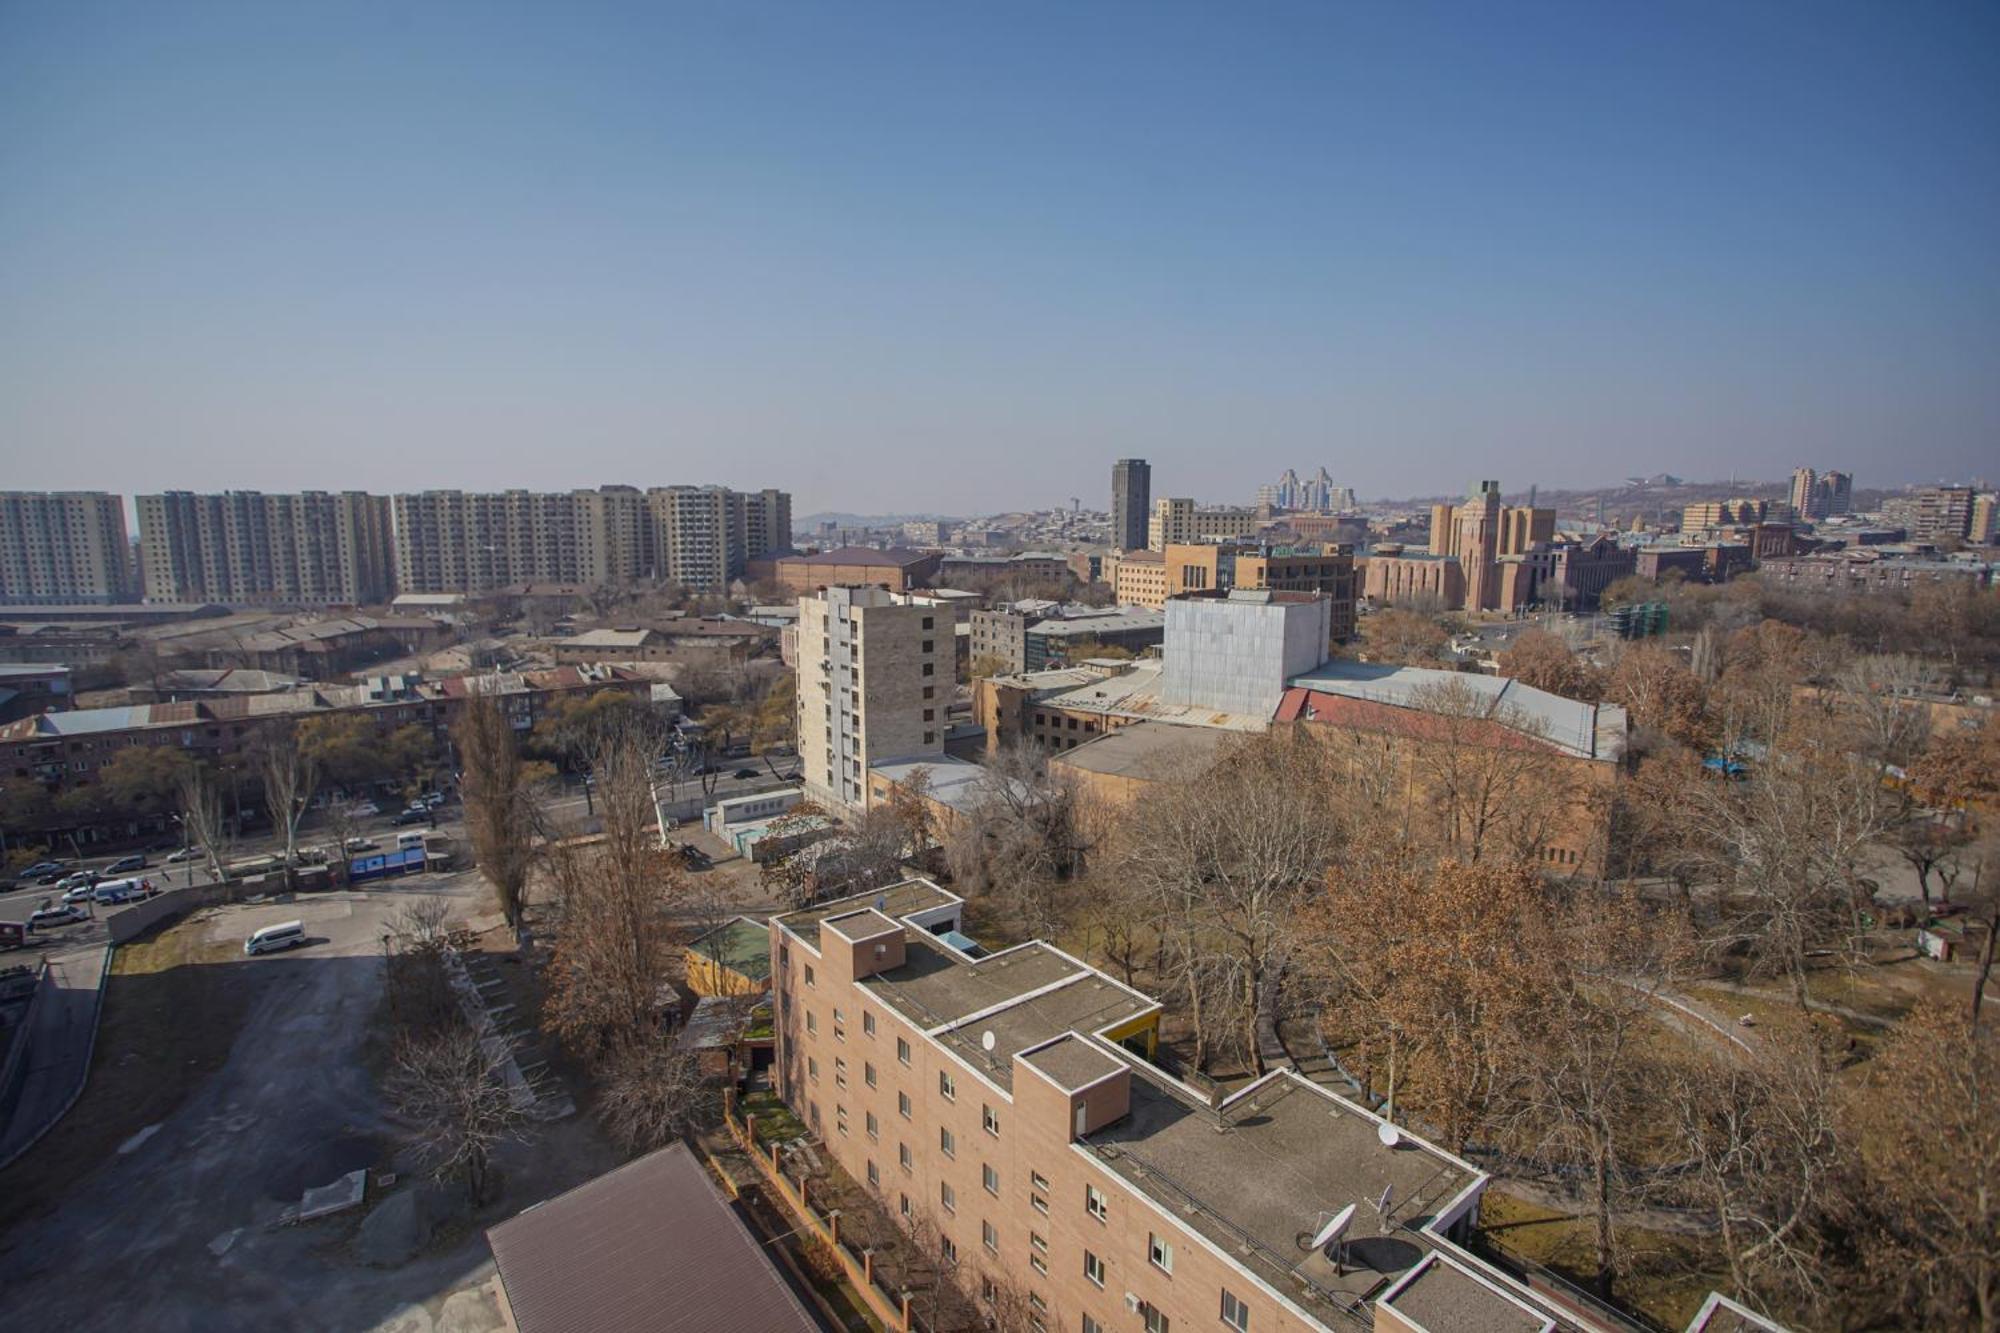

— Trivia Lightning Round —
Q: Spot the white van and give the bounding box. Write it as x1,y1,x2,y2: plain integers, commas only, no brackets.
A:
396,830,428,852
91,877,147,904
244,920,307,955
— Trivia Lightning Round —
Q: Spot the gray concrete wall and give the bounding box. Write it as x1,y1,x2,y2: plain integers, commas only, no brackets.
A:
107,884,226,944
1161,596,1333,718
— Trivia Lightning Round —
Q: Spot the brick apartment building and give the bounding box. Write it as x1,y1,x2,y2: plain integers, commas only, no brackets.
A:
775,547,944,595
769,879,1617,1333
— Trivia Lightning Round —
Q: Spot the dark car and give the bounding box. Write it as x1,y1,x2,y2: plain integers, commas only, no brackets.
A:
105,854,147,874
677,843,712,869
732,768,759,780
392,808,432,827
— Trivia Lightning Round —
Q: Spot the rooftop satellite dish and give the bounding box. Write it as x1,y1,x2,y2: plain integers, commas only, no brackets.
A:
980,1030,996,1052
1377,1122,1402,1148
1374,1184,1395,1216
1311,1203,1357,1252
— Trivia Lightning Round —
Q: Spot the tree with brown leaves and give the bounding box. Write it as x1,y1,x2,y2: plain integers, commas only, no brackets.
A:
454,695,547,929
1498,626,1603,700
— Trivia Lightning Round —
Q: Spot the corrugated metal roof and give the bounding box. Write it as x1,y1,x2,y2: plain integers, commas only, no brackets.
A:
485,1142,821,1333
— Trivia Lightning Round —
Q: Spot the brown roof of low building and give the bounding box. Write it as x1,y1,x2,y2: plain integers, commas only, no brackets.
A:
784,546,933,568
486,1142,822,1333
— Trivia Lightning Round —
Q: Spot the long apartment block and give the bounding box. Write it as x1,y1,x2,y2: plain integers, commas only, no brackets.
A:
770,880,1597,1333
390,484,790,594
0,491,132,605
137,489,395,605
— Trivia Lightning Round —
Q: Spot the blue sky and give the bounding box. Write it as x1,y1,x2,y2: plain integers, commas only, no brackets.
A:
2,1,1995,514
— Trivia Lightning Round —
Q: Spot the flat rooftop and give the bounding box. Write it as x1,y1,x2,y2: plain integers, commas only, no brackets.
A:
1380,1254,1554,1333
1083,1067,1480,1323
860,936,1083,1031
1049,719,1236,779
1038,663,1270,732
777,878,958,948
932,969,1152,1091
1019,1033,1127,1091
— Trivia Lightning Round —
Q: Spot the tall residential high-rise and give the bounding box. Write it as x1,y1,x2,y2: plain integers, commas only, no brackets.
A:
1147,496,1196,550
1789,467,1818,519
1971,493,1998,546
1909,485,1975,543
137,490,395,604
1110,458,1151,552
0,491,132,605
795,585,946,812
391,484,792,593
1260,466,1351,513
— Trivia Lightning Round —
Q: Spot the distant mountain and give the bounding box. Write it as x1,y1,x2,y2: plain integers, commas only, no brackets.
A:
795,512,962,529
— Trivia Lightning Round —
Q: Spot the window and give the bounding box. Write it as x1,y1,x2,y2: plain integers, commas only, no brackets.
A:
1221,1289,1250,1331
922,663,934,676
836,1105,848,1135
982,1163,1000,1195
1083,1249,1105,1287
867,1160,880,1188
1030,1252,1048,1275
1031,1191,1049,1215
807,1056,819,1082
940,1126,956,1158
940,1236,957,1265
803,964,815,987
863,1010,876,1036
940,1182,955,1214
1148,1233,1174,1274
922,617,934,630
806,1011,817,1035
899,1142,913,1171
922,685,935,699
922,640,935,653
865,1061,877,1088
899,1091,912,1119
1030,1170,1050,1192
1143,1305,1170,1333
809,1102,821,1131
981,1276,997,1304
834,1056,847,1088
1030,1293,1047,1313
897,1037,912,1064
1085,1184,1108,1222
1084,1319,1104,1333
983,1104,1000,1137
866,1111,879,1140
982,1220,999,1253
1030,1231,1048,1254
923,707,935,722
939,1070,956,1101
924,731,936,745
900,1193,912,1219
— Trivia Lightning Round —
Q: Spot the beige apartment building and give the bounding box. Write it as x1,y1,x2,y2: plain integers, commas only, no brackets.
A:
137,490,395,604
0,491,132,605
1109,549,1169,609
392,484,791,594
769,879,1609,1333
796,585,947,812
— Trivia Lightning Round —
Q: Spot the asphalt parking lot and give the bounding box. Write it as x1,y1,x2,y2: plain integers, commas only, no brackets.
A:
0,873,596,1333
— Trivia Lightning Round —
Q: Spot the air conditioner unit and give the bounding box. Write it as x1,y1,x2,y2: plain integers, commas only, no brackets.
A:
1123,1292,1141,1313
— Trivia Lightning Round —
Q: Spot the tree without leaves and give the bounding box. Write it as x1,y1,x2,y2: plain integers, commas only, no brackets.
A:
1604,643,1711,753
942,745,1091,939
595,1035,714,1153
454,695,546,930
384,1022,525,1206
1660,1014,1851,1322
255,724,319,890
1117,728,1345,1073
172,760,232,883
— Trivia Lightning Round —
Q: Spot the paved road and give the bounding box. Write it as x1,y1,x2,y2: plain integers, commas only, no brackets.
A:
0,771,793,928
0,947,111,1167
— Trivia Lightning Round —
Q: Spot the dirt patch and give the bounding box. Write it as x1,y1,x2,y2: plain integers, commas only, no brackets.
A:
0,914,261,1234
1479,1188,1726,1332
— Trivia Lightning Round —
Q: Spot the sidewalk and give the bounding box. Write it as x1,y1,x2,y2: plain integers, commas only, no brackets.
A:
0,943,112,1168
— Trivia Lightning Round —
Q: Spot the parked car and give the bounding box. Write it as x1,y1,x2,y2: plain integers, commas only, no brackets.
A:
165,846,198,863
17,860,66,879
244,920,307,955
731,768,759,780
61,882,102,904
19,870,63,888
422,791,446,808
392,808,431,827
677,843,712,869
341,801,381,818
28,904,89,931
104,854,148,874
343,837,379,854
56,870,102,892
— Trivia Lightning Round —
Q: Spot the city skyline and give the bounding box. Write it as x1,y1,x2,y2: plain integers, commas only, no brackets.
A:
4,2,1996,513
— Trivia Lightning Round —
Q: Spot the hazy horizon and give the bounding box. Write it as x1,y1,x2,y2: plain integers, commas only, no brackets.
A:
4,2,1996,515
